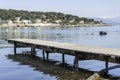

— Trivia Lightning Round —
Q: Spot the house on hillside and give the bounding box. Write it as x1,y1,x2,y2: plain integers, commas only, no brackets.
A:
14,17,21,24
55,20,62,24
7,20,13,25
35,19,42,23
0,18,1,24
21,20,31,24
79,20,85,24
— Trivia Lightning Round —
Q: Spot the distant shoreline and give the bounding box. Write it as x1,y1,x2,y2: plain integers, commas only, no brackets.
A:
0,23,109,28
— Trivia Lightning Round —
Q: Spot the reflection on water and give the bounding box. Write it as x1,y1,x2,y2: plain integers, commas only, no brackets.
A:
1,26,120,48
1,26,120,80
7,54,91,80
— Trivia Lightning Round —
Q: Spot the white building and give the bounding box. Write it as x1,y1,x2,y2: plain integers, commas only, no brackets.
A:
14,17,21,24
55,20,62,24
0,18,1,24
21,20,31,24
79,20,85,24
35,19,42,23
7,20,13,25
15,17,20,21
69,20,75,23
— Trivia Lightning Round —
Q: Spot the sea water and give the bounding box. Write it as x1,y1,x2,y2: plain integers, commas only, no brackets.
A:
0,25,120,80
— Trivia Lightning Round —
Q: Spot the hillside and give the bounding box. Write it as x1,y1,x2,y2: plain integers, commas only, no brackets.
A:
0,9,106,26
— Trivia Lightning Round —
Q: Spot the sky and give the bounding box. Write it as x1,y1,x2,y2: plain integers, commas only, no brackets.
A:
0,0,120,18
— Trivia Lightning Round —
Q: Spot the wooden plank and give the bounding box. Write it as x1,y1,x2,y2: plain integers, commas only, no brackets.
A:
8,39,120,57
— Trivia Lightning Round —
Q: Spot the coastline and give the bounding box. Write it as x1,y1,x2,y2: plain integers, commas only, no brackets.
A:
0,23,109,28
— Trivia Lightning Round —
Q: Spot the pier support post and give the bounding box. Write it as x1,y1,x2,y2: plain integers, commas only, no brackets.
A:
104,56,109,76
46,51,49,61
62,53,65,65
73,53,79,71
42,50,45,60
31,46,36,56
14,42,17,55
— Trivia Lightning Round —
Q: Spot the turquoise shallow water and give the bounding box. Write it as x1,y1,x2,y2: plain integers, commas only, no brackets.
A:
0,25,120,79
